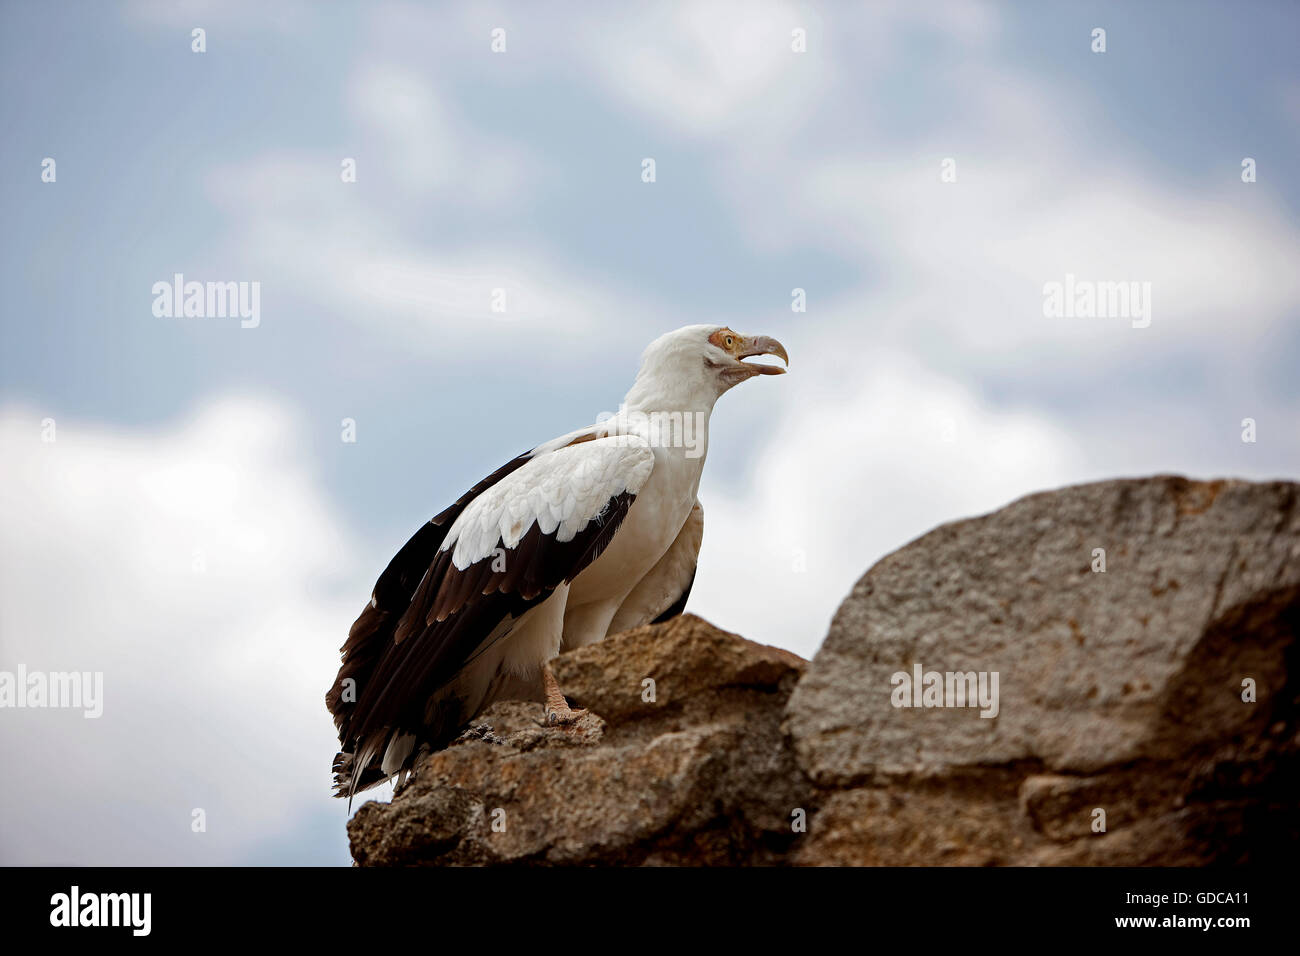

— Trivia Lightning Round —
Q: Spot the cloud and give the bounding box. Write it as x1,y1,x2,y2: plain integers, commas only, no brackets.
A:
691,349,1084,659
576,1,834,137
202,150,641,349
791,159,1300,355
0,398,361,864
345,63,539,203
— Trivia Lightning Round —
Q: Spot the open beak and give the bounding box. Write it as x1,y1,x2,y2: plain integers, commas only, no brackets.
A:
737,335,789,375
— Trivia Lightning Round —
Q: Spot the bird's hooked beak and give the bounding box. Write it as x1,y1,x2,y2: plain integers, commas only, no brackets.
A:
736,334,789,375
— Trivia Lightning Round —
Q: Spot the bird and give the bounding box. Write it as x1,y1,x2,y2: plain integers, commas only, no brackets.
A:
327,325,788,800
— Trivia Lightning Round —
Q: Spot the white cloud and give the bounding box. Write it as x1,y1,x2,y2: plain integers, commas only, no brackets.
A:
702,36,1300,380
203,151,642,349
0,398,361,864
562,0,1005,140
792,158,1300,354
692,348,1084,659
577,1,834,137
345,63,538,203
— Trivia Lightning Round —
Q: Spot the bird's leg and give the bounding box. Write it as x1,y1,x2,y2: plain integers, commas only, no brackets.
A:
542,661,586,725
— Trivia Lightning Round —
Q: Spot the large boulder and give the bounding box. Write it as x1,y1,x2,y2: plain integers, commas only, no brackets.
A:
785,476,1300,864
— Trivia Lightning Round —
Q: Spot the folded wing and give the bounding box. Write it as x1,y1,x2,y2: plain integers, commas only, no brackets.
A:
607,499,703,633
328,433,655,798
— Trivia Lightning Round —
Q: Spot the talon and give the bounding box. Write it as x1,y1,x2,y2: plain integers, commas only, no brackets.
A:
541,661,586,727
545,705,587,726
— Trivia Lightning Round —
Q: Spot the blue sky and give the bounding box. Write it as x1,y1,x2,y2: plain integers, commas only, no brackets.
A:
1,0,1297,865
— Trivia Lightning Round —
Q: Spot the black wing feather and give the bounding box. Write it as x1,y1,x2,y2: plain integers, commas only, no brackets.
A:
325,451,533,737
328,447,639,798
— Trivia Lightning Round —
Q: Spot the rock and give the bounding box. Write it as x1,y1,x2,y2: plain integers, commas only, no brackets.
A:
347,614,808,865
785,476,1300,865
348,476,1299,866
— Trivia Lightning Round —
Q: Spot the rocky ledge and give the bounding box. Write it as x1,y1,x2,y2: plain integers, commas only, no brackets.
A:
348,614,807,865
348,476,1299,865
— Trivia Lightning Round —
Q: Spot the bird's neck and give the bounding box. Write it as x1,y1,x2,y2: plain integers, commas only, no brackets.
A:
621,374,719,419
612,380,715,467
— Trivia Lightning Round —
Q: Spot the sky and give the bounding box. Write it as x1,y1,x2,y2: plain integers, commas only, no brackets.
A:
1,0,1297,865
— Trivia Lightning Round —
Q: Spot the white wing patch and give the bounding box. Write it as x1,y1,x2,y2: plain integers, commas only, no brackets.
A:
441,436,655,570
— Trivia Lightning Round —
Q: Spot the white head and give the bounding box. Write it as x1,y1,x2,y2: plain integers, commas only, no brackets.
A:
623,324,789,411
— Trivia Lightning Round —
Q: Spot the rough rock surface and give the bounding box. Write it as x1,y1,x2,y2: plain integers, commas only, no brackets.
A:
786,476,1300,864
348,476,1299,866
348,614,808,865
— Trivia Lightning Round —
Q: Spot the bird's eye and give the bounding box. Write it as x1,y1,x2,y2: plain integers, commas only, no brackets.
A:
724,335,735,349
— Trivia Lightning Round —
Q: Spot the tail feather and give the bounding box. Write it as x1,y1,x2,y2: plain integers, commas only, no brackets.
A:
332,693,477,807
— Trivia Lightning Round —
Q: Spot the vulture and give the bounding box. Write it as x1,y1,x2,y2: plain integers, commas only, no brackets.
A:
327,325,788,800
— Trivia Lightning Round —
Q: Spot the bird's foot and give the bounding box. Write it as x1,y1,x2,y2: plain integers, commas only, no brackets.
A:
544,701,588,726
540,660,586,727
